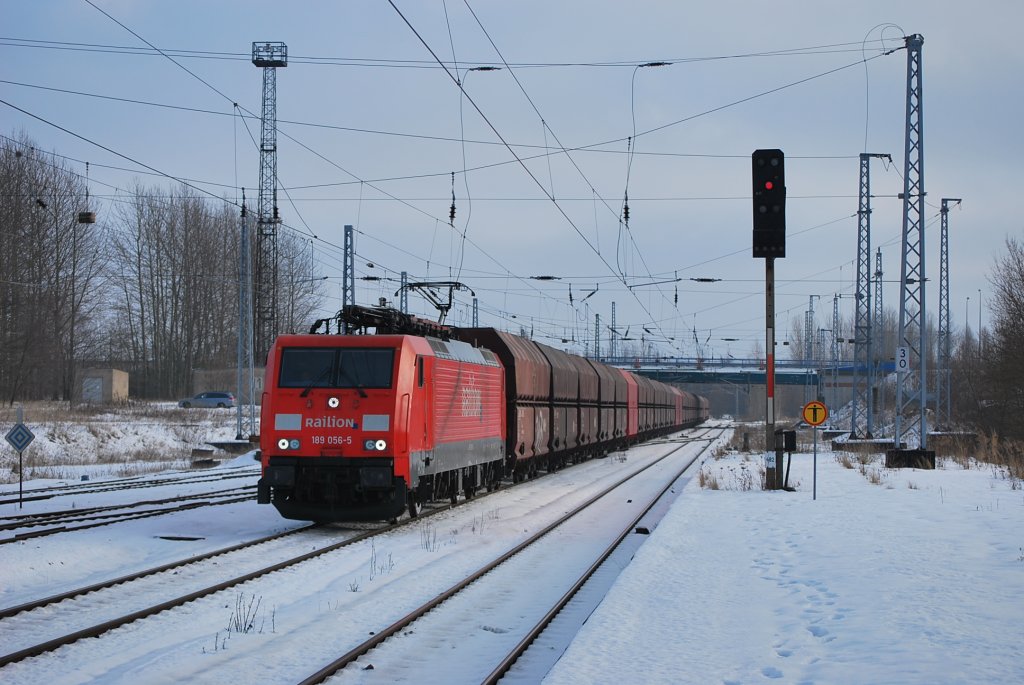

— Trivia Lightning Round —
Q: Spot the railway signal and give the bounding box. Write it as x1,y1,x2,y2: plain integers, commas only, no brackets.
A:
753,149,786,488
752,149,786,259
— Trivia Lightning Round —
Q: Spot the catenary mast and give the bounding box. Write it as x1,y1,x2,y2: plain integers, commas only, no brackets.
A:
936,198,961,429
893,34,927,453
851,153,890,438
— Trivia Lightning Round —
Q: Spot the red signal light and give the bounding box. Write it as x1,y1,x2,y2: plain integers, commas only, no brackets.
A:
765,181,774,190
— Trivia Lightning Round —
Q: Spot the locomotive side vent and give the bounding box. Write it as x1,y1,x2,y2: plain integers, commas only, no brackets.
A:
427,338,452,359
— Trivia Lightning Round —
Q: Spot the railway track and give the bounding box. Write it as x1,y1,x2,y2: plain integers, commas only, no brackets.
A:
0,425,725,680
299,426,725,684
0,485,258,543
0,522,316,621
0,494,465,667
0,466,257,506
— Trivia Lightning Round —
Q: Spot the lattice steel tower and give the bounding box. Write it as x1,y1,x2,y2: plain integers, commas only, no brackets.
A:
851,153,890,438
872,248,884,431
400,272,409,314
830,294,840,410
894,34,927,450
610,302,617,359
804,295,819,362
936,198,961,428
342,224,355,333
252,41,287,362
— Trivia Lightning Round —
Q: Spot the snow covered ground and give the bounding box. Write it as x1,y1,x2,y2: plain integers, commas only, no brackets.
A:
547,444,1024,685
0,403,246,483
1,409,1022,684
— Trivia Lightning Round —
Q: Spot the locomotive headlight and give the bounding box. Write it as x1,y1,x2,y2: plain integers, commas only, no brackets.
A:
289,439,300,450
327,396,340,408
375,439,387,451
277,438,290,450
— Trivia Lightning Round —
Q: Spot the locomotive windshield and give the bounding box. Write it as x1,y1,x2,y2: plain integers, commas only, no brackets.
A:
278,347,395,390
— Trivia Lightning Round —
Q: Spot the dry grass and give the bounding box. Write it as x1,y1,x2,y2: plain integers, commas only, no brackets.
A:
698,467,720,490
936,433,1024,488
973,434,1024,483
698,458,764,491
836,453,856,469
858,462,885,485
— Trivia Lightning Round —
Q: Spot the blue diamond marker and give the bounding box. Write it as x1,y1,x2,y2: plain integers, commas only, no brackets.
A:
5,423,35,452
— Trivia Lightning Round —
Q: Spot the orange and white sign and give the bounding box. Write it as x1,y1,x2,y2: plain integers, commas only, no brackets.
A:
802,400,828,426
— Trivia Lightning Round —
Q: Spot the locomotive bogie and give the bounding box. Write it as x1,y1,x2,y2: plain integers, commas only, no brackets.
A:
260,456,408,521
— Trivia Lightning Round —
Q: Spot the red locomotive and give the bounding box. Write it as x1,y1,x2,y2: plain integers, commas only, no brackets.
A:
257,305,708,522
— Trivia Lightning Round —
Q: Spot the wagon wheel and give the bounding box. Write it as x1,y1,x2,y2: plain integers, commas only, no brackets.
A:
463,467,477,500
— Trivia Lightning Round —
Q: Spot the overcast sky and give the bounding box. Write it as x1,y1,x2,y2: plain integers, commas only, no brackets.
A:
4,1,1020,361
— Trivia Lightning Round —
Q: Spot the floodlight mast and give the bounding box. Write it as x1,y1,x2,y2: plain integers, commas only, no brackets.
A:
252,41,287,363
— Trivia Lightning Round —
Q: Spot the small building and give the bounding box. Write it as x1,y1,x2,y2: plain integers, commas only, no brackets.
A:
78,368,130,404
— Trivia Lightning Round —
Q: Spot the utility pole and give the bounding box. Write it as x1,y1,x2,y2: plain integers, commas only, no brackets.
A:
252,42,286,363
890,34,934,467
852,153,891,438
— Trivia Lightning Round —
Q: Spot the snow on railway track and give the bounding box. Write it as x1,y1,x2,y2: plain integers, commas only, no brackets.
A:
0,425,728,684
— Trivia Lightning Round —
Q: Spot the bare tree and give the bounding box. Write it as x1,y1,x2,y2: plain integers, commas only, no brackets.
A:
979,237,1024,438
104,181,327,398
106,185,240,397
0,135,105,403
277,232,326,335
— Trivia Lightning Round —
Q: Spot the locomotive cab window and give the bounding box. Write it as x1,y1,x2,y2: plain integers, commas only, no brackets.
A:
278,347,395,390
339,348,394,389
278,348,336,388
